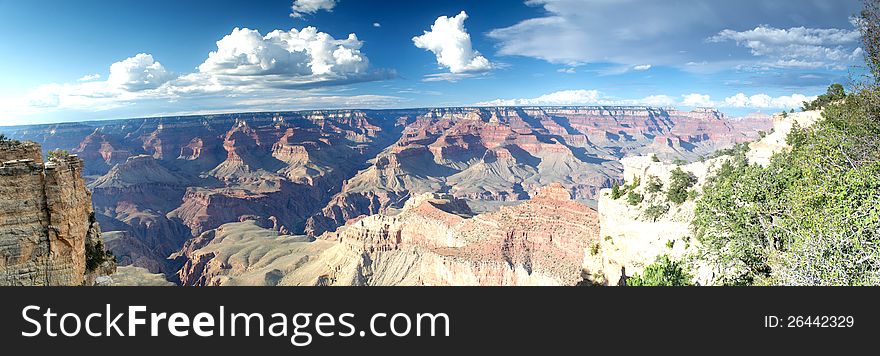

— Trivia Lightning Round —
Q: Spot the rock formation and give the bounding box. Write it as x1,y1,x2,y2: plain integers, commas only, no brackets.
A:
0,140,115,285
171,183,598,286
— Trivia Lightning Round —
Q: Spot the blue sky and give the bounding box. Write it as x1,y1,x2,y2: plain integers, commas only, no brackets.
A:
0,0,867,125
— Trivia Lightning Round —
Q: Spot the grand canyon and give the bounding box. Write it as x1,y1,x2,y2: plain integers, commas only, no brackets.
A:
0,106,771,285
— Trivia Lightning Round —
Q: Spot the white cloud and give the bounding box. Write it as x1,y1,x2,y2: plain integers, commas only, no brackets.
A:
413,11,492,74
486,0,861,71
78,74,101,82
723,93,816,109
199,27,368,78
476,90,677,107
477,90,812,110
478,89,600,106
2,25,394,124
421,72,487,82
680,93,715,107
557,67,576,74
107,53,173,91
373,22,381,28
632,64,652,71
707,24,862,70
290,0,337,18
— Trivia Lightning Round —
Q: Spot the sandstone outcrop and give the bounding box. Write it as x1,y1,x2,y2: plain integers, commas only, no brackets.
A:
0,140,115,285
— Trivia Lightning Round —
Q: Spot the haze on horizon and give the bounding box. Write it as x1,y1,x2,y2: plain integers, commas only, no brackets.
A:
0,0,867,126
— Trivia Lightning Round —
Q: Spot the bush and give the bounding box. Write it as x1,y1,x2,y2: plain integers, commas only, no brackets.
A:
610,183,622,199
643,204,669,222
85,239,116,272
47,148,71,161
651,154,660,162
589,242,600,256
802,84,846,111
645,175,663,193
667,167,697,204
626,191,643,205
626,255,693,286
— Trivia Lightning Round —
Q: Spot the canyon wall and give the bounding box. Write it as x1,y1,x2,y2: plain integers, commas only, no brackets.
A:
0,141,114,285
172,184,598,286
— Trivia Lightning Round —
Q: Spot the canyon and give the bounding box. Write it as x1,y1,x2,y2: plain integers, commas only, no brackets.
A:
0,106,771,285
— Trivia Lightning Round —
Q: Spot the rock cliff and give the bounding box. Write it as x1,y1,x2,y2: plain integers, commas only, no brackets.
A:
0,140,115,285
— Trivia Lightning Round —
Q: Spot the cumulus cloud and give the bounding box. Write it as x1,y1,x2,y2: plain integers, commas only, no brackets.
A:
188,27,390,91
413,11,492,74
78,74,101,82
107,53,173,91
290,0,337,18
373,22,381,28
486,0,861,71
708,24,863,69
680,93,715,107
723,93,816,109
4,25,394,123
200,27,367,77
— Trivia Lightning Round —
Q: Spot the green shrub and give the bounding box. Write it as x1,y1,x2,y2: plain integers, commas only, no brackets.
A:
626,255,693,286
667,167,697,204
589,242,600,256
643,204,669,222
802,83,846,111
626,191,643,205
47,148,71,161
645,175,663,193
651,154,660,162
610,183,622,199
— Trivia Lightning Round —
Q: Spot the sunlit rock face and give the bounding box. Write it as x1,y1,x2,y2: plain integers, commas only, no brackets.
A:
0,141,113,285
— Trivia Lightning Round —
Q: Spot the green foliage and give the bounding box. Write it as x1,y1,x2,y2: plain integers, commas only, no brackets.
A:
610,183,622,199
643,204,669,222
706,142,750,160
665,240,675,249
651,154,660,162
646,175,663,193
85,239,116,272
626,191,643,205
802,84,846,111
861,0,880,80
672,158,688,165
627,255,693,286
47,148,71,161
667,167,697,204
589,242,600,256
694,87,880,285
781,111,788,118
0,133,6,141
